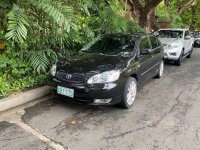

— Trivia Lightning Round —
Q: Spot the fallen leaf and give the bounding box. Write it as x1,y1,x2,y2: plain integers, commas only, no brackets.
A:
71,120,77,125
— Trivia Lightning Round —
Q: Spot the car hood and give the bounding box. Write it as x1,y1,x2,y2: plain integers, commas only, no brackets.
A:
56,53,135,74
158,38,182,45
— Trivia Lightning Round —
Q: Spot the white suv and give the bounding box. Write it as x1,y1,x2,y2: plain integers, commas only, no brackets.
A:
157,28,194,66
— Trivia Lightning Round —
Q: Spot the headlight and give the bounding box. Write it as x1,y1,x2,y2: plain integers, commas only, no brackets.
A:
87,70,120,84
50,64,57,76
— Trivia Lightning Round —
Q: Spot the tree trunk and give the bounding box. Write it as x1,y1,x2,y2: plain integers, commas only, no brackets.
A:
190,6,196,31
121,0,162,32
149,9,159,32
138,10,148,30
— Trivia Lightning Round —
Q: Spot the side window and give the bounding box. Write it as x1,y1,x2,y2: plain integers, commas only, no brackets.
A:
185,31,189,38
139,36,150,51
149,36,159,49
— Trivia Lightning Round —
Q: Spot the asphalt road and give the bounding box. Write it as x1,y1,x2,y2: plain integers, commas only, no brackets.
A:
0,48,200,150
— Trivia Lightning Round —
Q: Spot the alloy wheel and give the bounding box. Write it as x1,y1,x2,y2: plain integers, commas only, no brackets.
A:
126,80,137,106
159,60,164,77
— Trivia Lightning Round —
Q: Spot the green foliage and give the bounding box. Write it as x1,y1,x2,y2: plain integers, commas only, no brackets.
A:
72,0,143,46
156,2,171,22
0,46,47,98
181,1,200,31
96,5,142,33
170,15,185,28
27,49,57,74
0,0,13,31
156,1,185,28
3,0,143,54
156,0,199,30
3,3,73,55
5,4,29,43
30,0,76,32
2,0,78,73
0,75,11,98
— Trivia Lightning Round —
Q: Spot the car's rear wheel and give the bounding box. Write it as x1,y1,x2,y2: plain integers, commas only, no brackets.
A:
175,50,184,66
155,60,164,78
194,40,200,48
119,77,137,109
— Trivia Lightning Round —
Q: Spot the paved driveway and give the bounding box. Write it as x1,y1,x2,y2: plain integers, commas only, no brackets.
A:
1,48,200,150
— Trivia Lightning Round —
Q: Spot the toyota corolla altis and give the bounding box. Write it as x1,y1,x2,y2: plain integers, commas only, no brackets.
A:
50,33,164,109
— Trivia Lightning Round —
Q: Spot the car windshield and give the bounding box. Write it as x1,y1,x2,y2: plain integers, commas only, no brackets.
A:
81,34,136,55
158,30,183,38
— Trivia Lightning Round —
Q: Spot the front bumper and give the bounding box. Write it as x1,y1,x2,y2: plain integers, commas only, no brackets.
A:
50,78,125,105
164,47,182,60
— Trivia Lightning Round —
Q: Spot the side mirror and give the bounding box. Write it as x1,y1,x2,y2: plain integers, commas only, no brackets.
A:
154,32,159,37
185,35,191,40
140,48,152,55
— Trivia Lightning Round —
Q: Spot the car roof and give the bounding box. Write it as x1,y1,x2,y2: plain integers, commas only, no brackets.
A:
158,28,189,31
103,32,145,35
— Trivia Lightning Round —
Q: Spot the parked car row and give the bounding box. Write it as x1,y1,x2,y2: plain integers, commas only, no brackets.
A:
49,29,194,109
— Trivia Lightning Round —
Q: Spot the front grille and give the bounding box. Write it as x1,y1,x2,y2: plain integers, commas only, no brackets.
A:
56,71,85,83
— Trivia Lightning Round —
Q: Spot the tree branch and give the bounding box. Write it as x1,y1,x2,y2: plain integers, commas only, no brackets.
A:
126,0,142,10
146,0,162,9
178,0,197,14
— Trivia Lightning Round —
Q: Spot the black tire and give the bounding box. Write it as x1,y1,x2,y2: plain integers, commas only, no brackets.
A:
186,46,193,58
155,60,164,78
175,50,184,66
194,40,200,48
118,77,137,109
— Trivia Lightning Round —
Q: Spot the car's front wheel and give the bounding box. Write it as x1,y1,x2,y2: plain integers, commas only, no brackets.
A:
175,50,184,66
155,60,164,78
119,77,137,109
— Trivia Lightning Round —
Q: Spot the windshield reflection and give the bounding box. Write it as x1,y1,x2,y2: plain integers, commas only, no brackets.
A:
81,34,137,55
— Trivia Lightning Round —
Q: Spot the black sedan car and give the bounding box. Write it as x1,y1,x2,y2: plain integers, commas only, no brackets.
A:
50,33,164,109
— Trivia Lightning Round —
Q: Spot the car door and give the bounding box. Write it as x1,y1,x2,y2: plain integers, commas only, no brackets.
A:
136,35,155,85
149,35,163,74
184,30,191,53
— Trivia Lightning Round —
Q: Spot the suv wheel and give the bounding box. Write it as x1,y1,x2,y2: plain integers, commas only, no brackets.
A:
155,60,164,78
186,46,193,58
119,77,137,109
175,50,184,66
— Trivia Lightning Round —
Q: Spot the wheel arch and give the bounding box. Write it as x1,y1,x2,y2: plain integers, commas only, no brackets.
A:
178,47,184,56
130,74,138,81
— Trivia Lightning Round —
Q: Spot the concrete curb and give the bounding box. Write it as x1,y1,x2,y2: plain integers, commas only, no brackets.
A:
0,86,51,112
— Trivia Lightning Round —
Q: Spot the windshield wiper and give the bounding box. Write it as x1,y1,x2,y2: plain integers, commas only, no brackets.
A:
80,50,106,55
80,50,94,53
